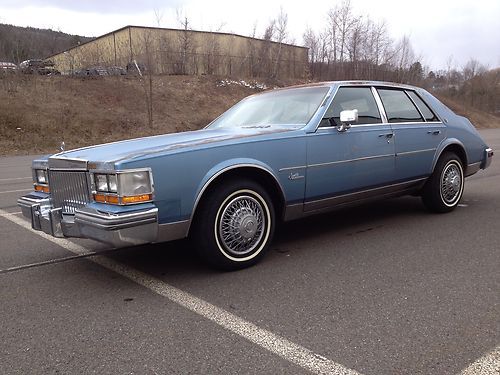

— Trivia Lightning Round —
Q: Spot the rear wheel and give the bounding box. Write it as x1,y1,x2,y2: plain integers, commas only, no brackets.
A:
192,179,275,270
422,152,464,213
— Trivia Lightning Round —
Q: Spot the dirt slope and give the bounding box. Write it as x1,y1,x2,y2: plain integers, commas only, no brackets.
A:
0,75,498,156
437,95,500,129
0,75,282,155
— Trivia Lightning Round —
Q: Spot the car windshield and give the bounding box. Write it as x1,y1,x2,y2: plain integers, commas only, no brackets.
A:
208,86,330,129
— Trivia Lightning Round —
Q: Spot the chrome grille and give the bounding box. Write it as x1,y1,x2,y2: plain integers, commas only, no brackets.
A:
49,170,90,214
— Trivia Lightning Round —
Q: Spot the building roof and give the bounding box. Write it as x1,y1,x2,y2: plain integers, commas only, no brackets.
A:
46,25,308,59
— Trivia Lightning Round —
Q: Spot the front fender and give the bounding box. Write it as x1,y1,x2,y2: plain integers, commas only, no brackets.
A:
191,158,285,219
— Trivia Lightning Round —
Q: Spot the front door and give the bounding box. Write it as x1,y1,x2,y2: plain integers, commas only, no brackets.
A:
305,86,396,212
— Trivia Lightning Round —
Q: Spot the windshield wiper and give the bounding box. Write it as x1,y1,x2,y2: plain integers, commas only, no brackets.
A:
241,124,271,128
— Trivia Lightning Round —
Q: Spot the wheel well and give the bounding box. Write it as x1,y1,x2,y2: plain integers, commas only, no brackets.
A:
439,144,467,168
191,167,285,229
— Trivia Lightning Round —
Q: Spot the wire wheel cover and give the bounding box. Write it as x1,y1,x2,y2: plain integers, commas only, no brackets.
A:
218,195,266,256
440,162,462,204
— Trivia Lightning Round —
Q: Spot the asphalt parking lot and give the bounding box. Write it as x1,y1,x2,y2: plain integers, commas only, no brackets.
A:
1,130,499,375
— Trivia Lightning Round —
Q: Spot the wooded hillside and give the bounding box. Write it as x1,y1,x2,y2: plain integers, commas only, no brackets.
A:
0,23,92,63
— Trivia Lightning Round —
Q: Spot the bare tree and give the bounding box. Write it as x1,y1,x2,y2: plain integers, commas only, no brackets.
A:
303,27,319,77
138,31,155,128
204,27,223,75
258,19,275,78
335,0,357,63
272,6,289,78
326,7,339,63
394,35,416,82
175,10,194,75
153,7,164,27
346,15,364,76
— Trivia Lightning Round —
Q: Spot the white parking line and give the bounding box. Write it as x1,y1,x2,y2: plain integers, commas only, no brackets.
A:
459,346,500,375
0,211,22,216
0,188,33,194
0,208,362,375
0,176,32,182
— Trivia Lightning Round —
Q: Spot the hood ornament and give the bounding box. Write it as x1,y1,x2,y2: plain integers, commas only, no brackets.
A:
60,141,65,152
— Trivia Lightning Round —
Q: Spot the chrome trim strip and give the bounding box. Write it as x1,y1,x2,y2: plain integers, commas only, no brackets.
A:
74,207,159,246
404,89,426,121
349,123,384,128
283,203,303,221
314,85,339,132
88,167,155,204
32,159,49,170
74,207,158,230
371,86,388,123
48,157,88,170
308,153,394,169
318,122,385,130
157,220,190,242
387,121,444,126
188,163,286,233
481,148,494,169
465,162,481,177
304,177,427,212
278,165,307,172
396,148,436,156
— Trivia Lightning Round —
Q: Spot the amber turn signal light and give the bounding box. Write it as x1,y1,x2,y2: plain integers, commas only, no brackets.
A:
121,194,153,204
93,193,119,204
93,193,151,205
34,185,50,193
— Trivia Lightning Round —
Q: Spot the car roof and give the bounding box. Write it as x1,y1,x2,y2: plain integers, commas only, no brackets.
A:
279,80,418,91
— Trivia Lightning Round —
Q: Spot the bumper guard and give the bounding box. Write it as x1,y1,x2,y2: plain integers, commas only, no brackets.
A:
481,148,494,170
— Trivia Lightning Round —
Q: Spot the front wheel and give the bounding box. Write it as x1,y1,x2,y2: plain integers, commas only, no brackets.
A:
192,179,275,270
421,152,464,213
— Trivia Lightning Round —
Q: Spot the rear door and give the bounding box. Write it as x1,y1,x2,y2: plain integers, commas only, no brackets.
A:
376,88,445,181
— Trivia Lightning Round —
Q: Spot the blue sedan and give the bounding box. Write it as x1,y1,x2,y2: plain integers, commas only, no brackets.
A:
18,81,494,269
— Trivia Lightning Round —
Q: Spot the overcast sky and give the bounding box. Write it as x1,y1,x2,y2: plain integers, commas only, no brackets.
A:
0,0,499,70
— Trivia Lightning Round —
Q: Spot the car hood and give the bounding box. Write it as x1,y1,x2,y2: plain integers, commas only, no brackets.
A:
50,127,296,167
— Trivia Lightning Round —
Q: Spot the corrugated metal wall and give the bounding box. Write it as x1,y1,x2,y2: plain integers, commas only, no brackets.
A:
49,26,308,79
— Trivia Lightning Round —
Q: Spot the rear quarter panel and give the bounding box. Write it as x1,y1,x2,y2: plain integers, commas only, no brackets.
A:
418,89,487,167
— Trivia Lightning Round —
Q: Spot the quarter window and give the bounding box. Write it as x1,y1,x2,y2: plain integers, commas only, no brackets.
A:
322,87,382,127
377,88,423,123
406,91,439,122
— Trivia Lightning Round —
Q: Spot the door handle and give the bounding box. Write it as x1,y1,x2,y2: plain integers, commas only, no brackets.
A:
427,130,441,135
378,133,394,138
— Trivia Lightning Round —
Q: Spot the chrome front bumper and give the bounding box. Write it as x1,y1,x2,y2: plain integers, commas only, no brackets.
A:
17,194,159,248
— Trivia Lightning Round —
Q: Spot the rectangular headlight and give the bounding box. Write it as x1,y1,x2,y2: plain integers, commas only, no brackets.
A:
108,174,117,193
35,169,48,184
92,169,153,205
95,174,109,192
118,171,152,196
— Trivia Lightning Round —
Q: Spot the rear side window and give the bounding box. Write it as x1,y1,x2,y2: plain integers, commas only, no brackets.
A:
406,91,439,122
323,87,382,126
377,88,423,123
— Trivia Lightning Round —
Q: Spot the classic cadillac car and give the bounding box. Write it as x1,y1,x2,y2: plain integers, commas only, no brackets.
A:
18,81,493,269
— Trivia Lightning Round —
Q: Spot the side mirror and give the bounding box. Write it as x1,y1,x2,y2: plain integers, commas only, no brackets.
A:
337,109,358,132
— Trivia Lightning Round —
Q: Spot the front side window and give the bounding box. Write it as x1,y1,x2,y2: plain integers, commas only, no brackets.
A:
377,88,423,123
322,87,382,127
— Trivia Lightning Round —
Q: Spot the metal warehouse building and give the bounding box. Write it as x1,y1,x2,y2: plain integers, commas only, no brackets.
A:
48,25,308,78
